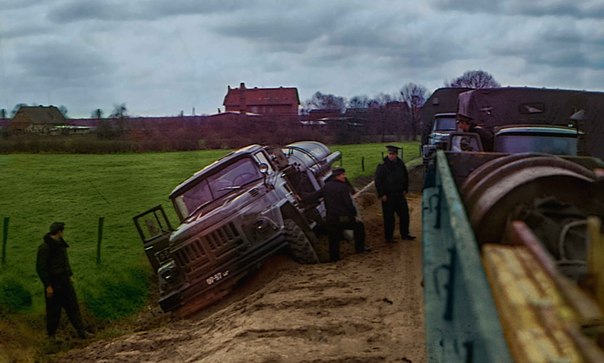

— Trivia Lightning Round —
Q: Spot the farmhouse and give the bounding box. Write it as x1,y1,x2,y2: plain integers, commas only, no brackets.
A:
223,82,300,117
10,105,67,134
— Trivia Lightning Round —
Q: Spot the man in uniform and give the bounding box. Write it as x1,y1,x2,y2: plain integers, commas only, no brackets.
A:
310,167,369,262
36,222,92,339
375,145,416,243
456,113,494,152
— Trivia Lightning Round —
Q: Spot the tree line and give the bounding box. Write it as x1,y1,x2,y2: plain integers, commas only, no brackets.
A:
0,70,500,121
300,70,500,113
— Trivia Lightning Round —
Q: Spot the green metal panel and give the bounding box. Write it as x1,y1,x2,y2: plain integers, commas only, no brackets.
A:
422,150,512,362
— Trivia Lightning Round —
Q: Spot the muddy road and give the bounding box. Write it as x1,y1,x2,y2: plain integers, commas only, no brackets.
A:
56,185,426,363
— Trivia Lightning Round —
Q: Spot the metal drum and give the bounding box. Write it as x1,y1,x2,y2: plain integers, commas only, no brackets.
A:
461,154,598,244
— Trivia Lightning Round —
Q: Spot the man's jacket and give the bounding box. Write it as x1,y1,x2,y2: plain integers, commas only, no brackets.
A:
375,157,409,197
36,234,73,287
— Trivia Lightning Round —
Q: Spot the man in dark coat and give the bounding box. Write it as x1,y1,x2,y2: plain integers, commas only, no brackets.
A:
311,167,369,262
456,114,494,152
36,222,91,339
375,145,416,243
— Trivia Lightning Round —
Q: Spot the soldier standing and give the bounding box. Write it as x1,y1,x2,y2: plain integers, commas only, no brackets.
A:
375,145,416,243
36,222,92,339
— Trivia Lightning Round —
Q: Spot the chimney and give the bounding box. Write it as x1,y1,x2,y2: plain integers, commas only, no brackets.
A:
239,82,246,114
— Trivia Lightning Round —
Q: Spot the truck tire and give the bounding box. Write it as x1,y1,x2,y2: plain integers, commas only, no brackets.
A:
284,219,320,264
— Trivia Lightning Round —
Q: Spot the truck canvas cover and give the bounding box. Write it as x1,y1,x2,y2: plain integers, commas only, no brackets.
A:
457,87,604,159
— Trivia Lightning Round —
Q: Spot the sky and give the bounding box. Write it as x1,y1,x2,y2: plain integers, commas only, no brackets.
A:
1,0,603,118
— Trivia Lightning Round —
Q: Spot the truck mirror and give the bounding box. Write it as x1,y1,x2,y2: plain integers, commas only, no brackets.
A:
259,163,269,175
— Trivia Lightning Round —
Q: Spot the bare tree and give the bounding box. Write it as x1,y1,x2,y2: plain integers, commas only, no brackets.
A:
445,70,500,88
348,95,371,108
400,83,428,139
58,105,69,118
303,92,346,112
373,92,397,106
91,109,104,119
109,103,128,136
110,103,128,119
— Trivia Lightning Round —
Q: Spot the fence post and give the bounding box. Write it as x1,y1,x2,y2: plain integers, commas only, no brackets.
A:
361,156,365,172
97,217,104,265
2,217,8,265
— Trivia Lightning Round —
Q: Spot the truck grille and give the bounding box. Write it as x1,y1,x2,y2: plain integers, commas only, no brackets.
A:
204,222,240,252
173,222,241,269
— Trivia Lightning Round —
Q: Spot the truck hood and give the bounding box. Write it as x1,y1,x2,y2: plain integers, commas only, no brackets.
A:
170,183,267,243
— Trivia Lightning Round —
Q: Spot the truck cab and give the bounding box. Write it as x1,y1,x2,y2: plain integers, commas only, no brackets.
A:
422,112,458,163
133,141,341,314
446,124,580,155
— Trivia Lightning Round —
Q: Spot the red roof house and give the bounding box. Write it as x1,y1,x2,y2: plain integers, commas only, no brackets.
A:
223,82,300,116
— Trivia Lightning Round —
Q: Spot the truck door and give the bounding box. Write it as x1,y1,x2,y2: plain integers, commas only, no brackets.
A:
133,205,174,274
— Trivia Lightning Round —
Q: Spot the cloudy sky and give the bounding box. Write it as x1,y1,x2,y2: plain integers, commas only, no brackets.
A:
1,0,603,118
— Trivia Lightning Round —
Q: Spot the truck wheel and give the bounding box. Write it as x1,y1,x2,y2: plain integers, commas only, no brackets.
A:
284,219,320,264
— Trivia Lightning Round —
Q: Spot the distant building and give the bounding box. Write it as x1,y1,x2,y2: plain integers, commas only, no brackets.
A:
308,109,341,122
10,105,67,134
222,82,300,117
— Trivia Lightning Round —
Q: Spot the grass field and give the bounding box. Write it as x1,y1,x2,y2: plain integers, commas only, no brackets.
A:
0,141,419,327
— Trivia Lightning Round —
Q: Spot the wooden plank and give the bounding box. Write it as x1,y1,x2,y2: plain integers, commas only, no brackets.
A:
483,244,604,362
506,221,604,329
587,217,604,311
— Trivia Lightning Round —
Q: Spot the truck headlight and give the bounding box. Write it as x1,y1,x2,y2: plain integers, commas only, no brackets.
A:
158,260,178,283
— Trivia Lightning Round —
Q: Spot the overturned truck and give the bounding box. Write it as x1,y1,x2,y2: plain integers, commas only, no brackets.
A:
134,141,341,315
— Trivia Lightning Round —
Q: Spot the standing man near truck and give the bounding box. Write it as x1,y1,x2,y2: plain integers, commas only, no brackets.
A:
36,222,92,340
375,145,416,243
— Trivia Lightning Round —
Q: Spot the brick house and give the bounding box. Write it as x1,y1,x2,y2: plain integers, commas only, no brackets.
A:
223,82,300,116
10,105,66,134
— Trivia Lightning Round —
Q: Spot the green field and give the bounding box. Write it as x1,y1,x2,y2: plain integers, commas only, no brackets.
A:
0,142,419,329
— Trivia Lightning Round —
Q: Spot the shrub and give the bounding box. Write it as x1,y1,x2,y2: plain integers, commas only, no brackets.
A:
81,265,151,320
0,277,33,314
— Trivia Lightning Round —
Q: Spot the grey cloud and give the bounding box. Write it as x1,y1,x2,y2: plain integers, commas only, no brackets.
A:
428,0,604,19
490,21,604,70
15,41,113,85
47,2,119,23
0,23,49,40
0,0,39,11
47,0,276,23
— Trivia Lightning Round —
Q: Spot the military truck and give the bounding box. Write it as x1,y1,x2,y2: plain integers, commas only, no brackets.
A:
421,87,604,167
133,141,341,314
421,112,458,163
420,87,473,146
422,124,604,361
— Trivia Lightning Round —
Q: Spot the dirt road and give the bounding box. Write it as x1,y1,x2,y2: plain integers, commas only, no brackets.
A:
56,185,426,363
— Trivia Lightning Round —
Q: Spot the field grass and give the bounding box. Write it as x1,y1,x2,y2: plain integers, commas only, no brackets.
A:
0,141,419,331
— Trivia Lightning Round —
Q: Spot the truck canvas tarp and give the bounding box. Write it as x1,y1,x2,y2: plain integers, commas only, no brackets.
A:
457,87,604,159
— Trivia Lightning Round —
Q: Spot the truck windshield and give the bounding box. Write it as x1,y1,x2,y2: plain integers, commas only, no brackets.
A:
433,117,457,131
495,135,577,155
173,158,262,218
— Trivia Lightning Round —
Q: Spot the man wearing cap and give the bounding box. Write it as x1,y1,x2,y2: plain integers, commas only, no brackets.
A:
309,167,369,262
375,145,416,242
456,114,494,152
36,222,92,339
